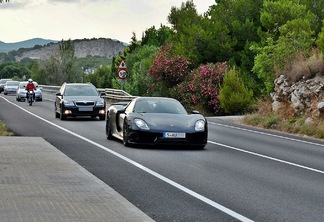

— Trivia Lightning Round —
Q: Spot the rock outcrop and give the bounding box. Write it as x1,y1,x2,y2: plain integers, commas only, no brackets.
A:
15,38,126,61
271,74,324,116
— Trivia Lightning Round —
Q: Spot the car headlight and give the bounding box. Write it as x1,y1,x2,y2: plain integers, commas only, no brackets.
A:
195,120,205,131
63,100,74,106
134,118,150,130
96,100,105,107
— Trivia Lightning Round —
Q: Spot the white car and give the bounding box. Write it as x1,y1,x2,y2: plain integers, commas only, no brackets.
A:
16,81,43,102
3,80,19,95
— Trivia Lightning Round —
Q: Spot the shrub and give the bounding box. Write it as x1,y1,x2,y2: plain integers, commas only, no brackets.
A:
149,44,191,86
178,62,229,115
219,69,254,115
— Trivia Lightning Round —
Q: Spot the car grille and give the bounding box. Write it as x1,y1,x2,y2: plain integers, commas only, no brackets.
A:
75,101,95,106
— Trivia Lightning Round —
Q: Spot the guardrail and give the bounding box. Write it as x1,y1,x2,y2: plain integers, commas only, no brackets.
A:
40,85,136,102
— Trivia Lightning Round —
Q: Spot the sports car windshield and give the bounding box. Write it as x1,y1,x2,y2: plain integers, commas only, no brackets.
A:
134,99,188,114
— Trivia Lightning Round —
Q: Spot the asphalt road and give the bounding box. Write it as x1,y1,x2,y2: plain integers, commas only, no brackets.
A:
1,92,324,222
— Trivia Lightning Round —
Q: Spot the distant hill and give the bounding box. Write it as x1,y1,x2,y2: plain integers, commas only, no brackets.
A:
0,38,58,53
0,38,127,61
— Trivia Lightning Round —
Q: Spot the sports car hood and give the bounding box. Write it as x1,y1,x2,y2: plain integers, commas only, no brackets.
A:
135,113,206,132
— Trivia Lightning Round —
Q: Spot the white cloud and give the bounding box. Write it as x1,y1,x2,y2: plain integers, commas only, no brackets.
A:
0,0,215,43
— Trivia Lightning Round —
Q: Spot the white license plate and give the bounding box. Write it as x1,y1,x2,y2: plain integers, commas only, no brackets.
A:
79,107,93,111
163,132,186,138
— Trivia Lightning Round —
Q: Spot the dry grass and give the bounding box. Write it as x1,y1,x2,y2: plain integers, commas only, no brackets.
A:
284,50,324,85
243,50,324,139
0,121,14,136
242,99,324,139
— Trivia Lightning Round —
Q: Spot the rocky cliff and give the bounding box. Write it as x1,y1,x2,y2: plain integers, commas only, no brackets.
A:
272,74,324,117
15,38,126,61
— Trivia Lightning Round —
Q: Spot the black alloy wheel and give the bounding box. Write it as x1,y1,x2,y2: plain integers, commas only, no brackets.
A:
60,107,66,120
106,116,113,140
123,119,130,147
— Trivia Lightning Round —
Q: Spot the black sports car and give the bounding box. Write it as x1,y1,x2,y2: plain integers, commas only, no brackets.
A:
105,97,208,148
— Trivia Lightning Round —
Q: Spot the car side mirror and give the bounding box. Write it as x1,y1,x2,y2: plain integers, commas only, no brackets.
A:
100,92,105,98
192,110,200,114
116,106,126,114
56,92,62,97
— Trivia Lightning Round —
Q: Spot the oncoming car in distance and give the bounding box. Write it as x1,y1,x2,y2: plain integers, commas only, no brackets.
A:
105,97,208,148
3,80,19,95
16,81,43,101
55,83,106,120
0,78,12,93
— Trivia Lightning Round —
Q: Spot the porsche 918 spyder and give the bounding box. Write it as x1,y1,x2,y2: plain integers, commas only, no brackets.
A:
105,97,208,148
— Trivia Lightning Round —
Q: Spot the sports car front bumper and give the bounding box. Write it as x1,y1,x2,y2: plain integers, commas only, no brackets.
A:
126,130,207,147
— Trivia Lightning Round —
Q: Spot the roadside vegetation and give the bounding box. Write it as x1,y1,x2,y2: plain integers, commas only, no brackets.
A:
0,120,13,136
243,100,324,139
1,0,324,136
243,52,324,139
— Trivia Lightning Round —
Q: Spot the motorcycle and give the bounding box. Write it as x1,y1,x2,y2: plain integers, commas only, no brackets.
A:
27,90,35,106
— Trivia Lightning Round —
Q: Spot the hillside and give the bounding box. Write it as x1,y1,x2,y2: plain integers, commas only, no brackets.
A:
0,38,58,53
0,38,127,61
18,38,126,61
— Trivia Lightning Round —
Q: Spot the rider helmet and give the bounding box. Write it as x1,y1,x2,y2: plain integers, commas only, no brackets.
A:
28,78,33,83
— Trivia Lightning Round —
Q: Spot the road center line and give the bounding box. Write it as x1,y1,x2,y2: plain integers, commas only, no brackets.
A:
207,142,324,174
2,96,253,222
209,121,324,147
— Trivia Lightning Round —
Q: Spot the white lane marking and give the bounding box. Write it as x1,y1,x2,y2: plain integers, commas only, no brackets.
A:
208,121,324,147
1,96,253,222
208,141,324,175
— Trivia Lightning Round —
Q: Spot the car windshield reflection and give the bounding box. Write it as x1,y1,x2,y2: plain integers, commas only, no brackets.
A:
134,99,188,114
64,85,99,96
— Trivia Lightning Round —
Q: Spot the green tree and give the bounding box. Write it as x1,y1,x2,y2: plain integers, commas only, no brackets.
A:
83,65,113,88
124,45,159,96
39,54,61,85
30,61,42,83
219,69,254,114
317,20,324,54
167,0,207,65
252,0,316,94
128,32,141,53
206,0,263,69
0,62,31,79
39,39,81,85
299,0,324,36
59,39,80,83
141,25,173,47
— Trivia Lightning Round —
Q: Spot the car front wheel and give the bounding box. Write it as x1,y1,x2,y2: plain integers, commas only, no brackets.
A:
106,116,113,140
123,119,130,147
60,108,66,120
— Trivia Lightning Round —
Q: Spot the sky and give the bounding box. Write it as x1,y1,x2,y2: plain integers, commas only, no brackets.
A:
0,0,216,44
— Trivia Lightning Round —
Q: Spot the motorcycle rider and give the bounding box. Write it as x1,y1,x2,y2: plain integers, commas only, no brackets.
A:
25,78,36,101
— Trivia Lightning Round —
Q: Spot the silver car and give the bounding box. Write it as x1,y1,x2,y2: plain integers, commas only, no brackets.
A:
0,78,13,93
4,80,19,95
16,81,43,102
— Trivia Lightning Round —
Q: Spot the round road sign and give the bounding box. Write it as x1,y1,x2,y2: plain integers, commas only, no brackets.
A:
118,70,127,79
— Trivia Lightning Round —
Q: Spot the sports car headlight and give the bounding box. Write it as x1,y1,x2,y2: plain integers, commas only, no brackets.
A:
96,100,105,107
63,100,74,106
134,118,150,130
195,120,205,131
